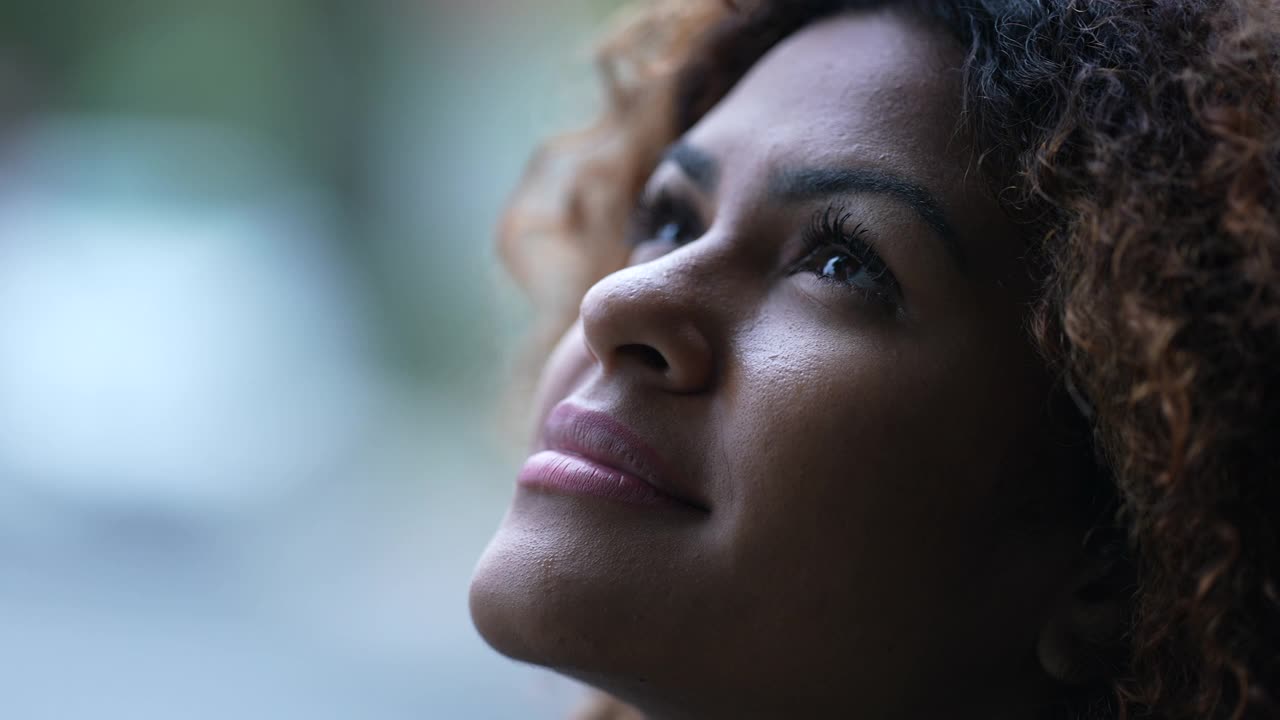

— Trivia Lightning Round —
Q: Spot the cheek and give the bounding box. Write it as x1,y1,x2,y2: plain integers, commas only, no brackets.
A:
688,319,1054,686
712,320,1023,587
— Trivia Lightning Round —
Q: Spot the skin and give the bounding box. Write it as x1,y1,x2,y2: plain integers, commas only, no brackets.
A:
472,9,1095,719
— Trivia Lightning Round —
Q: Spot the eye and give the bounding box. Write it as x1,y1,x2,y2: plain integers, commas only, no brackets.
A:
794,204,901,305
627,191,704,248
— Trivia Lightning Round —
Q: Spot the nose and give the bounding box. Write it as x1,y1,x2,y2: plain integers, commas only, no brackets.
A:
579,260,716,394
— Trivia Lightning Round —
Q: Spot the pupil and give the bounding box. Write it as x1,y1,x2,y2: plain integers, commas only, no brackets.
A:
658,221,681,243
823,255,848,279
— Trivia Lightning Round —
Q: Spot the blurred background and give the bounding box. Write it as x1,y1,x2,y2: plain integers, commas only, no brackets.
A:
0,1,626,717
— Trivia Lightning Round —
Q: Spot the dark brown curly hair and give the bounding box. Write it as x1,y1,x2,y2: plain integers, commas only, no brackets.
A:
500,1,1280,717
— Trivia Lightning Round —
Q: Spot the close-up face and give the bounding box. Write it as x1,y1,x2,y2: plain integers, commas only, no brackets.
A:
472,9,1093,719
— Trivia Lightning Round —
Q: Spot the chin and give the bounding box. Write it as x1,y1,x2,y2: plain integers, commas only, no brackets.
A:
468,489,716,687
469,537,711,718
468,509,633,673
468,521,563,666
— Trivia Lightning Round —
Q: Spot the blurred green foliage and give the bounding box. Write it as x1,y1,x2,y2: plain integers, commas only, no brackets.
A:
0,0,627,383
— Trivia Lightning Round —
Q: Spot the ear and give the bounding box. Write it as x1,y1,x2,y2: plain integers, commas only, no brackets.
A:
1036,537,1132,686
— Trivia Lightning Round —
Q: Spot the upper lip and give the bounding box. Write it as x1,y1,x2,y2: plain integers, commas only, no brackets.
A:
540,402,707,511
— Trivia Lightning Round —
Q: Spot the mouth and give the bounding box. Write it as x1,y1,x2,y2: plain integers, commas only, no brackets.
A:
516,402,708,512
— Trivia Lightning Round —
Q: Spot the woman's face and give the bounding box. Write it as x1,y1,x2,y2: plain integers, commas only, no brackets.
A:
473,10,1086,719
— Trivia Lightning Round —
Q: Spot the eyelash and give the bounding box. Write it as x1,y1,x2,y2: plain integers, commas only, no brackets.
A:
794,203,900,306
627,193,900,306
627,191,702,247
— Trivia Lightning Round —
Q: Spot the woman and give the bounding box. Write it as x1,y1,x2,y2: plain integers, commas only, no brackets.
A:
470,1,1280,718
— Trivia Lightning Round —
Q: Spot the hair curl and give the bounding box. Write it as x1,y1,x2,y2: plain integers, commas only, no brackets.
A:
500,1,1280,718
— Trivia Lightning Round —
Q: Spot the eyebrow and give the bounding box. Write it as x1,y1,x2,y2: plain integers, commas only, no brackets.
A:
770,166,965,266
664,142,720,193
662,142,965,267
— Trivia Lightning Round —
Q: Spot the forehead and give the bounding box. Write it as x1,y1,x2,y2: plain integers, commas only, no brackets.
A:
686,9,969,188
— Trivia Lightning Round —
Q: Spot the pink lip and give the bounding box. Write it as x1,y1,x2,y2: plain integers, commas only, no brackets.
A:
516,403,705,511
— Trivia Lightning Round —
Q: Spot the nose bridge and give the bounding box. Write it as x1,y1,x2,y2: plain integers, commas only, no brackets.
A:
579,245,721,393
628,238,719,291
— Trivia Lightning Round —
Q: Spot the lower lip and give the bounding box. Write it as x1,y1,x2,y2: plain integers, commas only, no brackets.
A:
517,450,680,508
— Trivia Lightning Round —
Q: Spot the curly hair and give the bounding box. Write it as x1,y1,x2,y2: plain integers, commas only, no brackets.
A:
500,1,1280,718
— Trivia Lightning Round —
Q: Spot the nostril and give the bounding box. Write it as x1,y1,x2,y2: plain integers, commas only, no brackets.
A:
617,343,669,372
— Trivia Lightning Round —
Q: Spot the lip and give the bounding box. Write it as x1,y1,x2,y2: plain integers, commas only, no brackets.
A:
516,403,706,511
